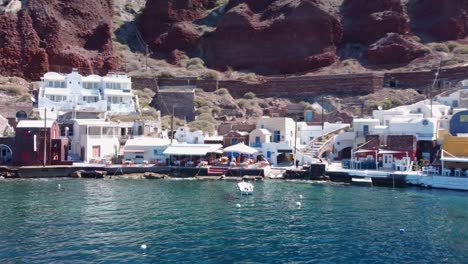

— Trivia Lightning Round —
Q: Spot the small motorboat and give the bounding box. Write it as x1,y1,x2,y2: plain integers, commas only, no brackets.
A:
237,181,254,195
351,177,373,186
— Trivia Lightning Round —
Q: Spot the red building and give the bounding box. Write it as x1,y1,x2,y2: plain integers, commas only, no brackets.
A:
354,135,416,171
13,120,69,166
223,130,249,148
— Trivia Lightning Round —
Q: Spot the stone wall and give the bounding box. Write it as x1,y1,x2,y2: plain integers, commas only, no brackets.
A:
384,65,468,89
132,73,384,98
155,90,195,121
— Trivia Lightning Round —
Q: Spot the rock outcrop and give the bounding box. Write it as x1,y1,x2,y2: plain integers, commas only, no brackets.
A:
139,0,217,51
366,33,425,66
409,0,468,41
342,0,410,43
200,0,342,74
0,0,119,80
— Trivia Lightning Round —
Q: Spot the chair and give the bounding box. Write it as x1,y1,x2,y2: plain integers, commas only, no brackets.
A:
442,168,451,176
454,168,462,177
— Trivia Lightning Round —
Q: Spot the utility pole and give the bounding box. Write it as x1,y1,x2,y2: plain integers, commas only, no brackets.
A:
294,119,298,168
321,95,325,136
43,108,47,167
430,58,442,118
170,105,174,145
145,44,149,71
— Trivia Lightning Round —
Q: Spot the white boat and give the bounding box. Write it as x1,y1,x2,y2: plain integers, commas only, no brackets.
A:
351,177,373,186
237,181,254,195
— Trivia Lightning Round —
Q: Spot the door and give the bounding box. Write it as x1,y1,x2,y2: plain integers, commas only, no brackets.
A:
92,146,101,158
363,125,369,136
383,154,393,169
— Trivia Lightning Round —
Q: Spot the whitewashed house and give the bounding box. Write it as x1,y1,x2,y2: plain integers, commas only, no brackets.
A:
248,117,297,165
123,137,172,164
174,126,206,144
436,87,468,108
70,119,121,162
38,69,136,114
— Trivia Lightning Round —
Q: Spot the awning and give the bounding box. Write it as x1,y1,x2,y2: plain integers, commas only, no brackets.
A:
441,156,468,163
354,149,376,154
124,149,145,153
378,150,408,154
163,144,223,156
223,143,258,155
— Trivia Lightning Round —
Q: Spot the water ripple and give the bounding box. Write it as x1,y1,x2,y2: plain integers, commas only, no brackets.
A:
0,179,467,263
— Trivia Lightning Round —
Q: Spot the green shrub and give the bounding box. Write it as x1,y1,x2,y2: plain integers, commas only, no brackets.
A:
243,92,256,99
429,43,449,53
187,64,205,71
453,45,468,54
238,99,248,109
195,106,213,115
421,47,431,55
238,73,258,83
161,115,186,129
441,59,459,67
188,120,215,135
214,88,229,95
200,70,220,80
447,41,460,52
141,107,160,120
187,57,205,67
158,71,176,78
194,97,210,108
197,113,215,123
0,85,26,96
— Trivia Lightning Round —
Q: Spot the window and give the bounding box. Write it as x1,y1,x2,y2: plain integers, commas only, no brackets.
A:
232,138,238,145
254,136,261,147
363,125,369,136
153,149,158,155
273,131,281,142
135,155,144,159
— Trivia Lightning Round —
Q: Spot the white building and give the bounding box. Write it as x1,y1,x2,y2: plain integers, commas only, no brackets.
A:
373,100,450,123
174,126,206,144
38,69,136,115
248,117,297,165
70,119,121,162
436,88,468,108
123,137,172,164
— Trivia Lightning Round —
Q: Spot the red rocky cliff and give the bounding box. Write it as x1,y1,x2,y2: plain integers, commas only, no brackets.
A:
409,0,468,41
139,0,217,52
0,0,118,80
342,0,410,43
200,0,342,74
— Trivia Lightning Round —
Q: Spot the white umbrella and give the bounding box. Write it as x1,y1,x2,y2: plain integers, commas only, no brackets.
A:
223,143,258,155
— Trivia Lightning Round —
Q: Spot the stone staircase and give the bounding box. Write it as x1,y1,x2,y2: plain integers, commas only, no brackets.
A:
298,126,349,161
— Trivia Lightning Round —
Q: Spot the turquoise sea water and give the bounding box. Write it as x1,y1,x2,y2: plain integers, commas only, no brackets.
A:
0,179,467,263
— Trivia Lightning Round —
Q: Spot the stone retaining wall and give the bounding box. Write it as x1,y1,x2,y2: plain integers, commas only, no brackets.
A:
132,73,384,98
384,66,468,89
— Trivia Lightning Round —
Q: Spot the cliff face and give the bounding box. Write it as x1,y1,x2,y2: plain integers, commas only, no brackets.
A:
138,0,468,74
1,0,467,79
200,0,342,74
409,0,468,41
0,0,118,80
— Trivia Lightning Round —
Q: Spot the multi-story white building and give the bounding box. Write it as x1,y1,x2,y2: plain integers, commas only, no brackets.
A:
38,69,136,114
70,119,121,162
